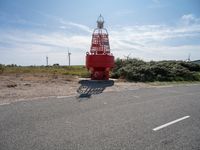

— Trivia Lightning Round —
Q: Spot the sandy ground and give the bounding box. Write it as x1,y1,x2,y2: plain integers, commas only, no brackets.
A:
0,73,151,104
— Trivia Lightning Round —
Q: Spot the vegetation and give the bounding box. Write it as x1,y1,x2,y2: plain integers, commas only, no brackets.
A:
0,65,90,78
0,64,5,74
111,58,200,82
2,59,200,82
192,60,200,65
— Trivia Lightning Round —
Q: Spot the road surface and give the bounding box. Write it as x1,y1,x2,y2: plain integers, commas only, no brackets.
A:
0,84,200,150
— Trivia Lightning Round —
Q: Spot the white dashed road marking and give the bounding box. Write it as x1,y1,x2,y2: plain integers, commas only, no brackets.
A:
153,115,190,131
0,102,10,106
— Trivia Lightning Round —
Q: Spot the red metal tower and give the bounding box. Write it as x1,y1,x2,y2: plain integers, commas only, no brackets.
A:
86,15,114,80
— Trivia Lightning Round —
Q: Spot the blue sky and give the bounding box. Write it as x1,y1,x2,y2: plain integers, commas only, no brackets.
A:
0,0,200,65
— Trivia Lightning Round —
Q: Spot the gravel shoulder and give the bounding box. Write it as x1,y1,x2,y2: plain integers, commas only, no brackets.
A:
0,73,199,104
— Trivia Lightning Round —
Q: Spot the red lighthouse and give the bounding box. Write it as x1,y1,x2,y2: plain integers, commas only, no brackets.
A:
86,15,114,80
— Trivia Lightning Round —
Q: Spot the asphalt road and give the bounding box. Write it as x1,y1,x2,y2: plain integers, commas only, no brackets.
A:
0,84,200,150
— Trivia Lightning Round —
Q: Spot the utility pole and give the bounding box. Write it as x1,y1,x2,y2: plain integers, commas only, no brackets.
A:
124,53,131,60
186,53,191,62
188,53,191,62
68,50,71,66
46,56,48,66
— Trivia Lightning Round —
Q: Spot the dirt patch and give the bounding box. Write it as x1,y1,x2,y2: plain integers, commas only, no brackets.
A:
0,73,151,104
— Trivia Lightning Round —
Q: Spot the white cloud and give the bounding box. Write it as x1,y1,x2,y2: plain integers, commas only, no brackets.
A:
59,26,69,30
181,14,200,25
0,14,200,65
59,18,92,33
0,29,90,65
109,18,200,60
67,22,92,33
110,23,200,47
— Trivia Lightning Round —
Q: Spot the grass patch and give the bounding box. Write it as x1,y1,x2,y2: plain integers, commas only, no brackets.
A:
2,65,90,78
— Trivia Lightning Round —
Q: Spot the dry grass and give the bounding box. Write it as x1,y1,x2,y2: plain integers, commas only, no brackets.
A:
2,65,90,77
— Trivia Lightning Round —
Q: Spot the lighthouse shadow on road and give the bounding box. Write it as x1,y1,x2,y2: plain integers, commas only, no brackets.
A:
77,80,114,99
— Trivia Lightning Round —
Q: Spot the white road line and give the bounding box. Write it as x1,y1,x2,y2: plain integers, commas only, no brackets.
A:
57,95,75,99
153,115,190,131
0,102,10,106
134,96,140,98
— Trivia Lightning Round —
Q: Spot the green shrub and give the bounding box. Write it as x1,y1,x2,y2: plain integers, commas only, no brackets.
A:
111,58,200,82
0,64,5,74
179,62,200,71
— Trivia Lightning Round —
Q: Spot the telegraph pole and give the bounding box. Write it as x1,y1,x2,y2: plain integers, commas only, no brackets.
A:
186,53,191,62
68,51,71,66
188,53,191,62
46,56,48,66
124,53,131,60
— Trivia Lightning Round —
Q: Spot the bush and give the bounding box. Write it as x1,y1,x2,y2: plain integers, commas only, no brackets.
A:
111,58,200,82
0,64,5,74
179,62,200,71
53,64,60,67
6,64,17,67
